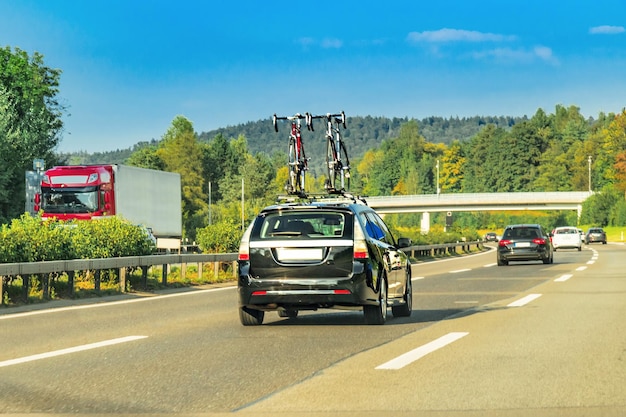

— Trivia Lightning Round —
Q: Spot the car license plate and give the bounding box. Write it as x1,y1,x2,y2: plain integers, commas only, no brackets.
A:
276,248,323,261
514,242,531,248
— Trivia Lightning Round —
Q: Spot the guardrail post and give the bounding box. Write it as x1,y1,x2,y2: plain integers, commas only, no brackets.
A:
41,274,49,300
22,274,29,302
161,263,168,286
0,276,5,305
141,266,148,289
67,271,75,298
198,262,203,281
232,261,237,279
94,270,101,292
119,267,126,293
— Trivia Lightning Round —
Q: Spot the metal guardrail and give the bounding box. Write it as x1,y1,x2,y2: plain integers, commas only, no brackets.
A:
0,241,486,305
0,253,238,305
403,240,485,258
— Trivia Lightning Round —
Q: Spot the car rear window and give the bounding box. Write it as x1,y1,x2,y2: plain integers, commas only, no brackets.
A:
256,211,349,239
556,228,577,234
503,227,540,239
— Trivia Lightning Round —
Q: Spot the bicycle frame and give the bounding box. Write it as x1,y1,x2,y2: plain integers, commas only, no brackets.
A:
272,113,311,195
308,111,350,193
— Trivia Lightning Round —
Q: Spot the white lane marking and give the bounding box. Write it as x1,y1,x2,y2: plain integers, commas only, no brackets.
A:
586,260,595,265
555,274,572,282
507,293,542,307
484,263,497,267
376,332,469,370
454,301,478,304
576,266,587,271
450,269,471,273
0,336,148,368
411,276,425,281
0,286,233,321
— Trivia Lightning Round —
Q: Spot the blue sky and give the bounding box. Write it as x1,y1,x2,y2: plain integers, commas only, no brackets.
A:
2,0,626,153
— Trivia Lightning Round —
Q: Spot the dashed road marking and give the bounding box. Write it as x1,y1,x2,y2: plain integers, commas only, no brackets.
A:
0,336,148,368
376,332,469,370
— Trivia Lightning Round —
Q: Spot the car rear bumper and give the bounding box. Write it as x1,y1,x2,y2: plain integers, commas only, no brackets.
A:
497,249,549,262
237,270,379,311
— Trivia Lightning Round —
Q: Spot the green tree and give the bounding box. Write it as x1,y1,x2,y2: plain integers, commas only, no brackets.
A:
158,116,208,240
0,47,65,223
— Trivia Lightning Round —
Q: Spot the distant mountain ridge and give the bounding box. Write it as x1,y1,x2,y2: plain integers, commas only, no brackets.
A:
60,115,525,165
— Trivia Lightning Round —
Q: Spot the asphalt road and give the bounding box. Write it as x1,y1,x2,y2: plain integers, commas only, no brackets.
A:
1,243,625,416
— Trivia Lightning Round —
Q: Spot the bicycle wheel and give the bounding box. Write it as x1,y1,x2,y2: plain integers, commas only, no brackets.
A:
298,141,307,194
338,139,350,191
325,137,337,191
287,137,298,194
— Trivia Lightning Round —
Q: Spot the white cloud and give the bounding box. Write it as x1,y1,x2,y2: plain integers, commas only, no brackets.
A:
589,25,625,34
472,45,558,65
406,28,516,43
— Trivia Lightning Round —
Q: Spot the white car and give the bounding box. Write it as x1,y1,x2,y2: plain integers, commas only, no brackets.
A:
551,226,582,251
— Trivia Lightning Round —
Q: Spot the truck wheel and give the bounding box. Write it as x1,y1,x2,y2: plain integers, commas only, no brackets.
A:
239,307,264,326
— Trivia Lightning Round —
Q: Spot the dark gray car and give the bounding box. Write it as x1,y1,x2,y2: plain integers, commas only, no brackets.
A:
497,224,553,266
585,227,607,244
237,198,413,325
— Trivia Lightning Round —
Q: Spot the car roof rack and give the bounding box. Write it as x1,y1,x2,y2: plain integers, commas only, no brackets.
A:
275,191,368,206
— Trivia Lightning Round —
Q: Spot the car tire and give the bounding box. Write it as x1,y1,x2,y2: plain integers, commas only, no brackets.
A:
392,273,412,318
497,258,508,266
239,307,264,326
578,246,582,251
364,276,387,325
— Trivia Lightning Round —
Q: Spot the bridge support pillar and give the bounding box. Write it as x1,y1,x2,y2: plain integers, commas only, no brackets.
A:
420,212,430,234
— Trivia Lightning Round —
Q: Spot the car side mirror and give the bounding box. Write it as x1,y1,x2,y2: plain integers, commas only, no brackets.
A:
397,237,412,248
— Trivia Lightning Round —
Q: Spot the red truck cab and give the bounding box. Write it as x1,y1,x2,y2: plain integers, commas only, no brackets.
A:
37,165,116,221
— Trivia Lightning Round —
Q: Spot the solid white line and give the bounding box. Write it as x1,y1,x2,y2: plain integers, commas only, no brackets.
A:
376,332,469,370
555,274,572,282
0,286,233,321
0,336,148,368
507,293,542,307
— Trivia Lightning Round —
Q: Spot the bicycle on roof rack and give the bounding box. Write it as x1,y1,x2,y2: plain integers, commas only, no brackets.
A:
273,112,312,195
309,111,350,193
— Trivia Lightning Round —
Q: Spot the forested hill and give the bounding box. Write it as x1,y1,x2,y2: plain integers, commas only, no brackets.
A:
198,115,524,162
61,115,524,165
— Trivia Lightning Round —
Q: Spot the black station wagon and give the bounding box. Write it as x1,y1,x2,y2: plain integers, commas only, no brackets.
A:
237,198,413,325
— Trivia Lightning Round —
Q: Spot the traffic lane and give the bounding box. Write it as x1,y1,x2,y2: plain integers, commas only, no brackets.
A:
0,284,471,413
412,245,595,312
240,244,626,416
0,247,596,414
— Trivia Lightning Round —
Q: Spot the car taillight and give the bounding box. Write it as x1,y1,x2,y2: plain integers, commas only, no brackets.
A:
238,222,254,261
532,238,546,245
498,239,512,247
353,219,369,259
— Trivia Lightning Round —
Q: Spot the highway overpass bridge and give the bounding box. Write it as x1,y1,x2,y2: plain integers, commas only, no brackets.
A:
362,191,592,232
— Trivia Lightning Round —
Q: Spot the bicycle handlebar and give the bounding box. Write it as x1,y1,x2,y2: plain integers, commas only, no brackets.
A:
273,111,346,132
272,113,310,132
307,111,346,131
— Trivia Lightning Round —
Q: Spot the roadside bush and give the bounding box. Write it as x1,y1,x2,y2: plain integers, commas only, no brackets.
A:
0,214,155,263
196,220,242,253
